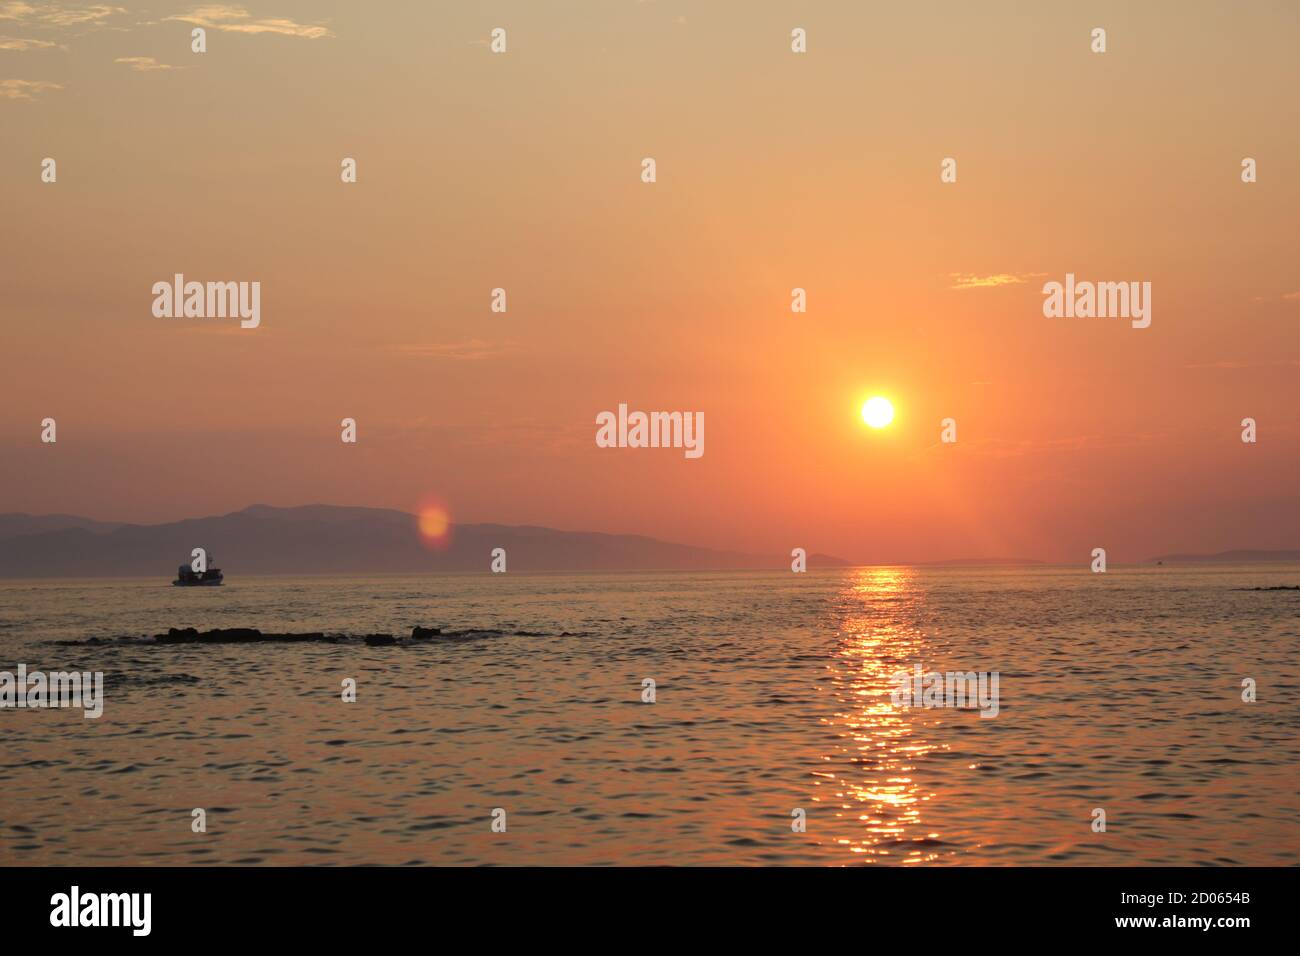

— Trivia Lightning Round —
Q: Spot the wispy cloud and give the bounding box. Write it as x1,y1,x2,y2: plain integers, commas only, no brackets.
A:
1042,432,1167,451
115,55,178,72
1249,290,1300,304
0,35,60,49
0,2,125,28
391,340,508,361
949,272,1047,290
931,432,1168,460
0,76,62,99
164,5,333,39
1185,359,1300,370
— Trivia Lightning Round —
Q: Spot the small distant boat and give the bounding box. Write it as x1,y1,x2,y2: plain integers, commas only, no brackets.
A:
173,561,223,586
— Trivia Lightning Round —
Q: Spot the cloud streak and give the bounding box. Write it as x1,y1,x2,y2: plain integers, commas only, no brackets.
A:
164,5,333,39
390,340,509,361
949,272,1047,290
0,2,125,28
0,35,60,50
115,55,177,72
0,77,62,99
1184,360,1300,370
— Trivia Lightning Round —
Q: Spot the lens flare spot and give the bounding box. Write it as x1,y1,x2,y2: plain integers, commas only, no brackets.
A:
417,500,453,549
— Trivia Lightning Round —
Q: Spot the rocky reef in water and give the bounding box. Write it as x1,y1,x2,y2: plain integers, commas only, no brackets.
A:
150,625,581,646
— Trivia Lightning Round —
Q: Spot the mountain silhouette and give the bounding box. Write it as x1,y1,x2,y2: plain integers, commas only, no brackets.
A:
0,504,849,577
1145,548,1300,564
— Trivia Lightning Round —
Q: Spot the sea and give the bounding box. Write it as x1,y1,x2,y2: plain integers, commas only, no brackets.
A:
1,565,1297,866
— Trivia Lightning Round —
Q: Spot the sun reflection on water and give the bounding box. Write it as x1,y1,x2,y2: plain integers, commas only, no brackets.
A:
814,566,951,863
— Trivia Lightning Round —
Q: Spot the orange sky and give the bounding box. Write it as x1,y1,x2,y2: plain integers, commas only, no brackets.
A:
2,1,1297,563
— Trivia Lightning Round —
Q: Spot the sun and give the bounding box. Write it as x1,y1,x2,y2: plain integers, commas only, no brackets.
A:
861,396,894,429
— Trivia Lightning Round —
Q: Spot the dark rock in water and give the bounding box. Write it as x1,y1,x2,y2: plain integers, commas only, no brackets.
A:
156,627,329,644
1234,585,1300,591
410,625,504,641
203,628,261,642
148,624,521,646
442,628,503,641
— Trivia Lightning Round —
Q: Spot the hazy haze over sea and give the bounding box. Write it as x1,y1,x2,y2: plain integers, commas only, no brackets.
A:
1,565,1297,865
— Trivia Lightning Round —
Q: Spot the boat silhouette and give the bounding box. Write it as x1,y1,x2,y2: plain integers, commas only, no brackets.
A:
173,559,223,586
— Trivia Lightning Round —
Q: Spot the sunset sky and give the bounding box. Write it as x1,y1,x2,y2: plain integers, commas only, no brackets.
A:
3,1,1298,564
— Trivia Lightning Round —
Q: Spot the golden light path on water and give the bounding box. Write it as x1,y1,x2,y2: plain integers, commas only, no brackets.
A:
814,567,951,863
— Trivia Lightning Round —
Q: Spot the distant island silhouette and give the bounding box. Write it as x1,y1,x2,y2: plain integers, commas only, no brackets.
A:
1145,549,1300,564
0,504,850,577
2,506,1297,578
917,557,1046,567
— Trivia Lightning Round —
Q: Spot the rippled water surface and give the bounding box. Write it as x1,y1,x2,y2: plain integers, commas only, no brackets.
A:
1,566,1297,865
